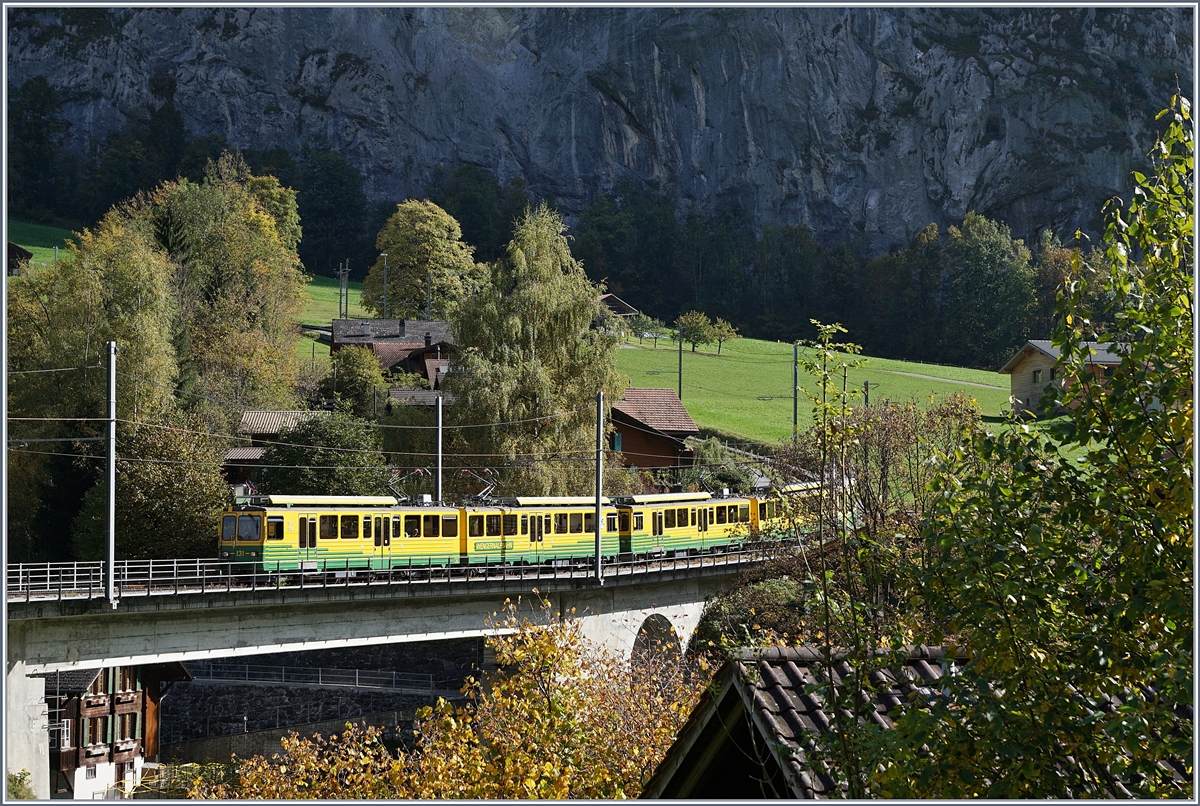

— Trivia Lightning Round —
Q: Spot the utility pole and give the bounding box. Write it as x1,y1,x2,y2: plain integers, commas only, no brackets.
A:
107,341,118,609
793,342,799,444
426,268,432,321
678,335,683,401
435,394,443,502
594,390,604,586
380,253,388,319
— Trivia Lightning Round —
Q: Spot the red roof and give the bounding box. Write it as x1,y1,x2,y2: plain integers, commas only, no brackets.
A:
372,342,424,369
613,388,699,437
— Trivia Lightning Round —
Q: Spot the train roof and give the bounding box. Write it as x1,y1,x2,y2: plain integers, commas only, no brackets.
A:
262,495,400,507
511,496,613,506
774,482,822,494
618,492,713,504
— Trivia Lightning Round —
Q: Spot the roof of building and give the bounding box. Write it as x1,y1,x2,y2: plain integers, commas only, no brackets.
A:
424,358,451,387
236,410,327,436
644,645,1191,799
332,319,454,346
388,389,457,407
372,342,425,369
999,340,1121,374
600,293,639,316
613,388,699,437
32,669,103,696
224,447,267,462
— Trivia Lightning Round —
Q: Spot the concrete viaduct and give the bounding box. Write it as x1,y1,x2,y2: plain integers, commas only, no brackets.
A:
7,553,762,797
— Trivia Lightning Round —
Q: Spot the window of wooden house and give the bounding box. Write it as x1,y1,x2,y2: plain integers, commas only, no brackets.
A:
237,515,261,541
503,514,518,536
424,515,440,537
85,766,97,780
83,717,108,746
485,515,502,536
569,513,583,533
442,515,459,537
320,515,338,539
340,515,359,539
405,515,421,538
664,509,676,529
267,516,285,540
1033,369,1042,383
118,667,136,692
1103,366,1115,377
468,515,484,537
117,713,139,741
89,670,108,696
59,718,71,749
1050,367,1058,381
221,516,236,541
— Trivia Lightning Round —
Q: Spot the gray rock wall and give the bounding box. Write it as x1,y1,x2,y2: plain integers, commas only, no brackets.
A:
7,7,1192,248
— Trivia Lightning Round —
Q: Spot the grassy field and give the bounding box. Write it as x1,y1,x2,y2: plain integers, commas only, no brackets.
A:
301,274,368,327
615,336,1011,445
7,220,76,267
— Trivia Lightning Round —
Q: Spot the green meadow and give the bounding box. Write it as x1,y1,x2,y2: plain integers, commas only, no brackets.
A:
7,220,76,267
614,336,1012,445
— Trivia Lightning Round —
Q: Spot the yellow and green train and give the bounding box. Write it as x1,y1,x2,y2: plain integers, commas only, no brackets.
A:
219,489,803,572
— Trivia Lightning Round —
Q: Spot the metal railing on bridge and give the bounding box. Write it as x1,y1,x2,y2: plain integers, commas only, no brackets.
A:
187,660,451,694
6,539,800,603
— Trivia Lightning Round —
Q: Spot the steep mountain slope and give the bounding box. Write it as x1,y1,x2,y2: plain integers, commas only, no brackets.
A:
7,7,1192,248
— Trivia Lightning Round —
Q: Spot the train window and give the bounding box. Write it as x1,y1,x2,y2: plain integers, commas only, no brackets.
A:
423,515,440,537
677,507,688,525
340,515,359,539
468,516,483,537
544,515,552,534
363,517,373,541
606,514,617,533
392,516,402,539
569,513,583,533
584,513,594,533
619,512,630,532
739,505,750,522
709,507,715,523
555,513,568,533
769,502,776,519
520,515,528,535
664,509,676,529
320,515,338,539
759,503,767,520
503,514,518,536
486,515,501,536
634,513,644,530
405,515,421,538
716,507,727,524
374,517,383,547
267,517,285,540
237,515,261,541
691,508,697,526
221,515,236,541
442,516,459,538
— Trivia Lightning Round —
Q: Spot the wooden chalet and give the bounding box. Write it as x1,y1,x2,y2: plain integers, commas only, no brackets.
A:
35,662,191,799
1000,339,1120,414
600,293,639,318
8,241,33,276
331,318,456,386
611,388,699,468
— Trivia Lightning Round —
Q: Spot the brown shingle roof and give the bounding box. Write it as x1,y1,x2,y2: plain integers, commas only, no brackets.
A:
237,410,326,436
613,388,698,437
388,389,457,407
224,447,266,462
372,342,424,370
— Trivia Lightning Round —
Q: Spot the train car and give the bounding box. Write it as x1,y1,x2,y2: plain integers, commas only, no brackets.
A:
218,495,464,571
612,492,755,556
747,481,823,537
465,497,621,565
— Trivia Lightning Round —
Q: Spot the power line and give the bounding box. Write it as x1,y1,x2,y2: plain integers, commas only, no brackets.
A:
6,365,100,375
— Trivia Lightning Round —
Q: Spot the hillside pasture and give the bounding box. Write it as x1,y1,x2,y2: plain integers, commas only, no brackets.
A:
615,336,1012,445
7,220,75,267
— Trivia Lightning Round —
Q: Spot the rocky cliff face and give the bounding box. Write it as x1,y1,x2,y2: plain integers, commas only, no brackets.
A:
7,7,1192,249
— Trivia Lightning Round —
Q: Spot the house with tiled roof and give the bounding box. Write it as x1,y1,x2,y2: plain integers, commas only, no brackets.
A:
643,645,1191,799
611,388,699,468
999,339,1121,414
330,319,455,385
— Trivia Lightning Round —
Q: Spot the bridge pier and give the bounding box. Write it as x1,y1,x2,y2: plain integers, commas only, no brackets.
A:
7,623,50,799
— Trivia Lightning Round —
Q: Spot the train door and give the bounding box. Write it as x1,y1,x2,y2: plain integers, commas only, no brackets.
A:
525,511,545,563
372,513,391,568
618,510,631,555
652,508,664,551
298,514,318,570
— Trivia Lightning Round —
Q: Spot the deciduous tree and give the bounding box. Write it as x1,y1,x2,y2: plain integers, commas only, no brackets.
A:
254,412,390,496
675,310,714,352
711,317,739,354
360,200,482,320
320,346,387,418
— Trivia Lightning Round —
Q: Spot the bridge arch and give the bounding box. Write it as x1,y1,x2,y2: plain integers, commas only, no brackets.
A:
631,613,682,669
